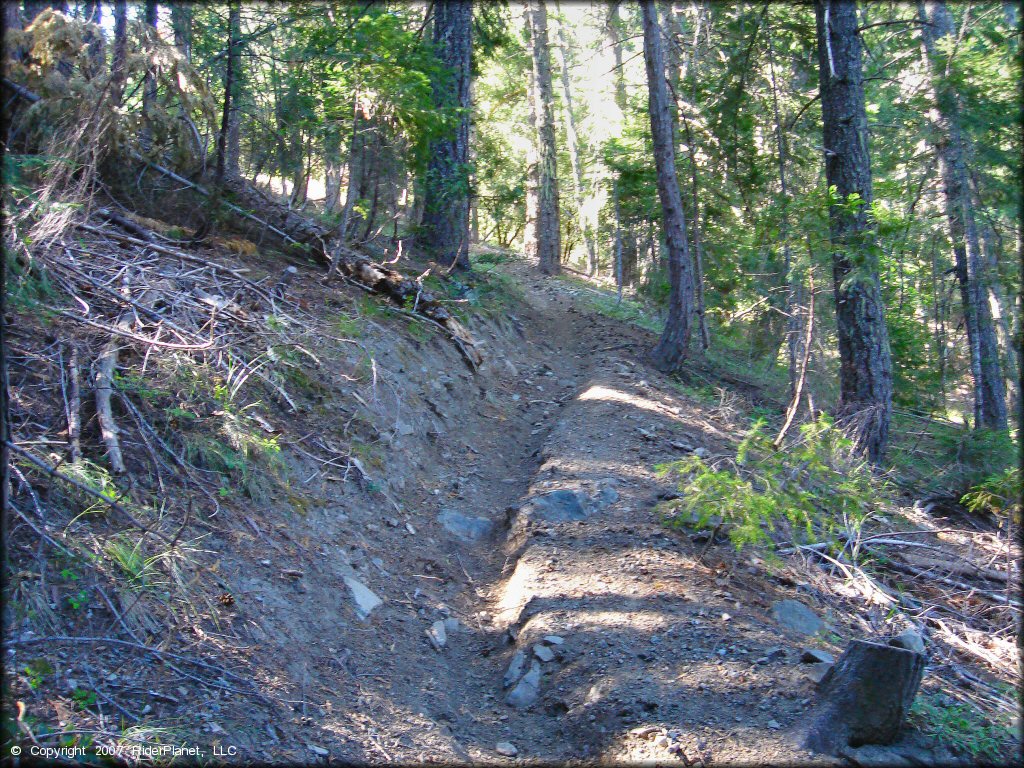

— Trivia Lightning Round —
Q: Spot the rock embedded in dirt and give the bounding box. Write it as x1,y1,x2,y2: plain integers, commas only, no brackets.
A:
505,661,541,708
504,650,527,688
767,719,782,730
438,509,494,542
772,599,824,636
427,620,447,651
533,644,556,663
527,489,590,522
542,635,565,646
806,662,834,684
801,648,835,664
888,628,925,655
495,742,518,756
309,745,329,757
756,646,787,664
443,617,461,634
343,576,383,621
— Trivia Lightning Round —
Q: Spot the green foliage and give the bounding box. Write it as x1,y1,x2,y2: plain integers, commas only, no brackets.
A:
70,687,98,711
962,467,1021,523
657,415,884,550
23,659,53,690
104,534,161,592
910,693,1016,762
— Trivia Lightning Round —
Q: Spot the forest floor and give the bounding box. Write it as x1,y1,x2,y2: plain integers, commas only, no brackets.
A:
6,230,1018,765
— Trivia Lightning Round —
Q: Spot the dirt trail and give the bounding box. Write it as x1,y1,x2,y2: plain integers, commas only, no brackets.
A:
200,256,959,765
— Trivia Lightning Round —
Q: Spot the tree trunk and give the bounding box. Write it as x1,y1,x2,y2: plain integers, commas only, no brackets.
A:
323,122,343,215
523,0,561,275
421,0,472,270
339,102,368,241
918,0,1007,431
171,3,191,61
642,0,694,372
553,6,596,276
216,1,241,188
110,0,128,109
815,0,893,463
767,23,798,398
140,1,158,152
224,1,242,180
804,639,925,754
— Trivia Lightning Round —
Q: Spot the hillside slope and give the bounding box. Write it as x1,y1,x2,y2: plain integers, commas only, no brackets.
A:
3,217,1018,765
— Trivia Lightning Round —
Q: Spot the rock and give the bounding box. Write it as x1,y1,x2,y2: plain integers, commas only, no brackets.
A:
533,644,556,663
427,620,447,651
503,650,527,688
757,646,787,664
772,600,824,636
801,648,835,664
542,635,565,646
693,447,710,459
343,576,383,621
670,440,694,451
495,742,518,757
505,661,541,708
630,726,660,739
767,719,782,730
888,629,925,655
838,744,914,767
527,489,590,522
438,509,494,542
654,735,671,748
595,485,619,508
309,745,329,757
807,662,834,684
443,617,461,634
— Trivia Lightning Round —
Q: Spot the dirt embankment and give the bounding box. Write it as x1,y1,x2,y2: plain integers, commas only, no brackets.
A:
7,242,1011,765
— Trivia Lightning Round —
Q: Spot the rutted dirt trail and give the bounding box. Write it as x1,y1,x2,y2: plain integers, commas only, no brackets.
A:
190,254,967,765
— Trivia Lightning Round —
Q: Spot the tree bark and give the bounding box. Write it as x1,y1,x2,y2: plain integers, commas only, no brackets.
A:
421,0,473,270
523,0,561,275
110,0,128,109
642,0,694,372
140,1,159,152
553,5,597,275
815,0,893,463
805,639,925,754
918,0,1007,431
171,3,191,61
216,1,241,186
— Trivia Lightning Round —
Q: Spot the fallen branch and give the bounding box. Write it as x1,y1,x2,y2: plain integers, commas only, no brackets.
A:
7,442,172,544
880,558,1020,609
94,322,127,474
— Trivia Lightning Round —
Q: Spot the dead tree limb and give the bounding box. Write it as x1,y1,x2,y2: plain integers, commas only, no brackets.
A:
94,325,126,474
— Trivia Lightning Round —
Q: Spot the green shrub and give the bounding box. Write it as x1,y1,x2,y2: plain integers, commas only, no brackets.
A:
657,415,884,550
910,693,1016,762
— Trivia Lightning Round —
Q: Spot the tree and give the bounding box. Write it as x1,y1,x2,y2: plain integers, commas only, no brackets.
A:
110,0,128,108
421,0,473,271
552,5,596,275
918,0,1008,431
642,0,694,372
815,0,893,463
523,0,561,275
216,1,241,185
140,0,158,152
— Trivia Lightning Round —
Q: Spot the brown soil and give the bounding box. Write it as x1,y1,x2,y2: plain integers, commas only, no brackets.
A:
7,247,1014,765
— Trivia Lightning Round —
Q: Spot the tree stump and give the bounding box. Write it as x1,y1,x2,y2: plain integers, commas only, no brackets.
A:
804,639,926,754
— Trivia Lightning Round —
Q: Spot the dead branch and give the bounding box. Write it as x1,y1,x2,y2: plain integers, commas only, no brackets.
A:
7,442,172,544
94,323,126,474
